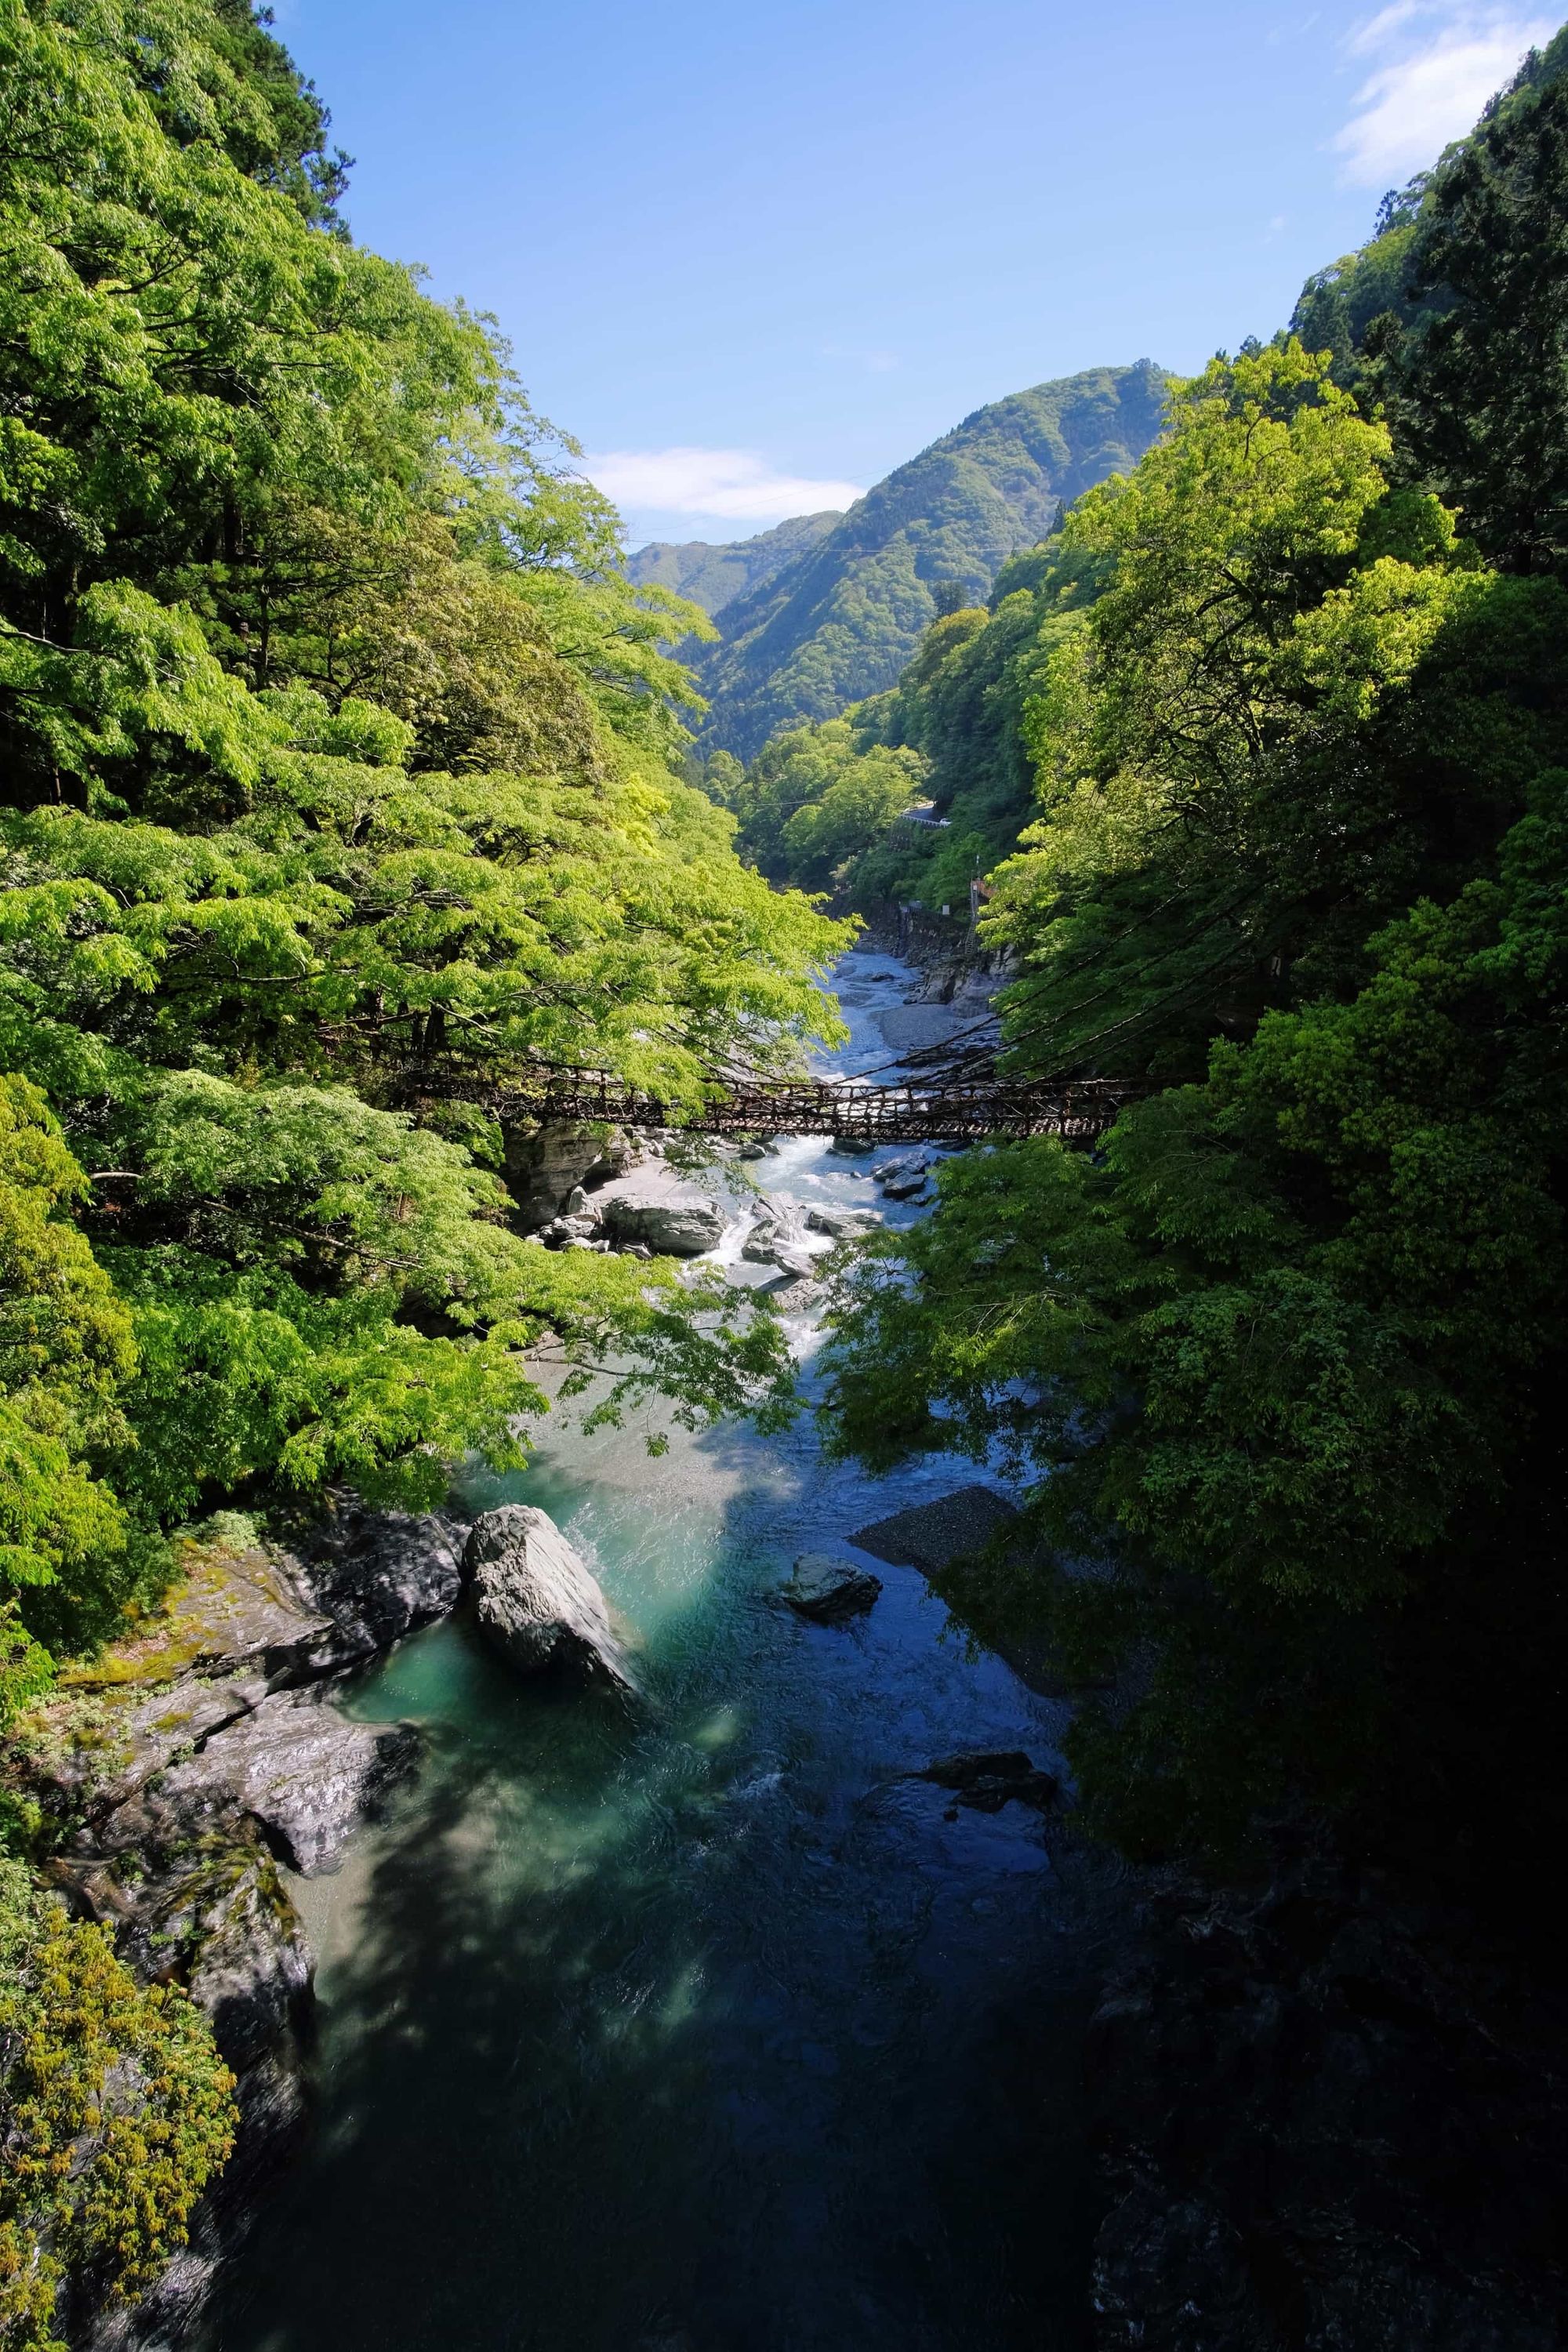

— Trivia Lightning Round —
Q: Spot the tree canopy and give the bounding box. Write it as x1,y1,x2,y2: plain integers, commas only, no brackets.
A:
0,0,850,1722
818,45,1568,1870
1,1855,236,2352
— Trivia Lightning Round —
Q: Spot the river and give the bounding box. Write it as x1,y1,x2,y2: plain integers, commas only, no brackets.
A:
201,949,1129,2352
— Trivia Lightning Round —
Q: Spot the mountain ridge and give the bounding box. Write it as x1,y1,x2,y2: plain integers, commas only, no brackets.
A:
626,511,842,618
680,361,1169,759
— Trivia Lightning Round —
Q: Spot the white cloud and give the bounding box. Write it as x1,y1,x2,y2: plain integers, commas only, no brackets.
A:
1334,4,1555,184
1345,2,1430,56
583,447,864,526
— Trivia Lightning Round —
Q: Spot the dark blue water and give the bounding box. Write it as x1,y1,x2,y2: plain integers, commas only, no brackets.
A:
203,956,1127,2352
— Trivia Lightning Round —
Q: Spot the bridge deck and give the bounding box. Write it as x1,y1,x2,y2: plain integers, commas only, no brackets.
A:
405,1072,1127,1144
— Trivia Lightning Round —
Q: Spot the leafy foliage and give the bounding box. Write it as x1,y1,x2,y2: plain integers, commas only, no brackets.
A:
1389,31,1568,572
0,0,851,1735
822,292,1568,1861
725,718,928,893
846,538,1117,913
1290,27,1568,572
0,1858,236,2352
0,1078,139,1720
985,343,1568,1080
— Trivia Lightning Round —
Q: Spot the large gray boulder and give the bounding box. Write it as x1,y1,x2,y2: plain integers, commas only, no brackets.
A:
874,1152,933,1200
740,1203,804,1261
114,1843,313,2075
853,1483,1019,1572
760,1269,821,1310
287,1501,467,1673
537,1210,605,1247
764,1243,819,1279
806,1203,883,1240
913,1751,1058,1813
464,1505,637,1693
741,1214,816,1277
597,1175,727,1256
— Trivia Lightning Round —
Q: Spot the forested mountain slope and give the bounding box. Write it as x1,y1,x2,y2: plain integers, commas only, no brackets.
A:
693,364,1167,759
626,512,840,618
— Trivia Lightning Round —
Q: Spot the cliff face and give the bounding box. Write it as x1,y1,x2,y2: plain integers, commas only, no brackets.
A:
11,1503,470,2347
688,363,1168,760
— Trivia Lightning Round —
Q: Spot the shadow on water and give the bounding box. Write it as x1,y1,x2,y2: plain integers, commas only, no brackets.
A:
203,953,1126,2352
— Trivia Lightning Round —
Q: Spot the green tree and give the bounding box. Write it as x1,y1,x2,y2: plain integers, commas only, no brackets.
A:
0,0,853,1729
1392,33,1568,572
0,1076,140,1719
821,339,1568,1862
985,343,1567,1080
777,745,927,890
727,717,927,895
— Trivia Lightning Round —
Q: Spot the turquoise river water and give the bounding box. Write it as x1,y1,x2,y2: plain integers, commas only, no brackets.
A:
201,952,1129,2352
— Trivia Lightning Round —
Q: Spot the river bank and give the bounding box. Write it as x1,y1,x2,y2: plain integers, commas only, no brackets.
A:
8,948,1131,2350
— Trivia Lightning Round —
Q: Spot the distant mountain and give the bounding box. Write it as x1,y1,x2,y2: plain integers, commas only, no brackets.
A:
627,512,842,618
691,363,1168,760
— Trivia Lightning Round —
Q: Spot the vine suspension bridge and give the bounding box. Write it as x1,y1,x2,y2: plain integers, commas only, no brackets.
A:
401,1058,1131,1146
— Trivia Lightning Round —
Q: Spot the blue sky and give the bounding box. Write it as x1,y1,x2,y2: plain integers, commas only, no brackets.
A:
273,0,1556,546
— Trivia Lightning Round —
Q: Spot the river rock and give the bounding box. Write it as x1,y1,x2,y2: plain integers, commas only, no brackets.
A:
740,1204,807,1264
112,1842,312,2075
100,1539,337,1685
915,1750,1058,1813
854,1483,1019,1573
805,1203,883,1240
98,1686,420,1875
464,1505,637,1693
501,1120,641,1231
286,1501,467,1673
768,1243,820,1279
781,1553,883,1622
872,1150,930,1184
592,1169,728,1256
740,1212,816,1276
760,1270,821,1309
538,1210,603,1247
